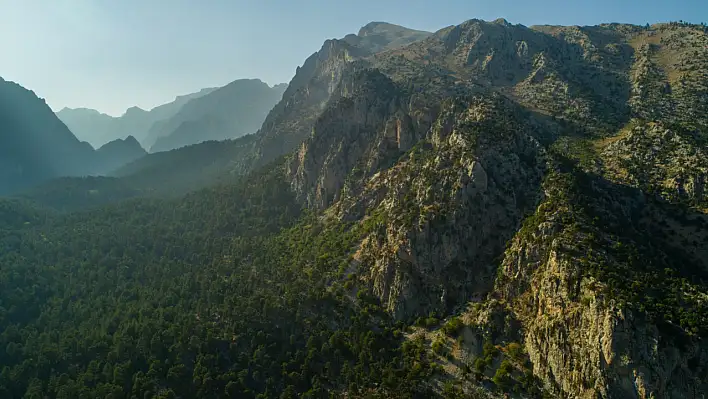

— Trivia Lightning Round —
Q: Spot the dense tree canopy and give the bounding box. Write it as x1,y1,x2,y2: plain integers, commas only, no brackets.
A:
0,162,436,398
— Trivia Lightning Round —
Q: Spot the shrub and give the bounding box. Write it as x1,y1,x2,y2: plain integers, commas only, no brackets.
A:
432,338,446,355
441,317,464,336
506,342,523,360
424,317,439,328
474,357,487,374
492,360,513,389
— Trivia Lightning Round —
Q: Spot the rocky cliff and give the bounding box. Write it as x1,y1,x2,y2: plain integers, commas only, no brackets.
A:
269,19,708,398
7,18,706,398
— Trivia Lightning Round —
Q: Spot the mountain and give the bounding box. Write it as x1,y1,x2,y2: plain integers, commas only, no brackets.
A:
56,87,217,148
53,107,118,148
0,78,151,195
276,20,708,397
1,20,708,399
95,135,147,174
0,77,96,194
147,80,287,152
114,136,260,195
342,21,432,52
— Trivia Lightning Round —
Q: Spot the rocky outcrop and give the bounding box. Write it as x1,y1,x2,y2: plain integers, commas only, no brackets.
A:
275,20,708,398
288,70,418,209
250,24,434,173
487,168,708,398
343,22,432,53
330,95,548,320
602,121,708,208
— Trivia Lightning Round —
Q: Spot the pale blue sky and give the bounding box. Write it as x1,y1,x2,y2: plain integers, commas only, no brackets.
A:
1,0,706,116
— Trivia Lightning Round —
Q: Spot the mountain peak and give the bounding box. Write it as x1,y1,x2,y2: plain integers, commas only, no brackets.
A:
357,21,425,37
173,87,218,103
122,106,146,117
336,22,432,55
58,107,103,116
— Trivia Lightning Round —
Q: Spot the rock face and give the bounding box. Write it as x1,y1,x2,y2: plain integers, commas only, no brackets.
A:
10,18,707,397
344,95,547,320
487,167,708,398
260,19,708,398
602,121,708,208
249,23,434,172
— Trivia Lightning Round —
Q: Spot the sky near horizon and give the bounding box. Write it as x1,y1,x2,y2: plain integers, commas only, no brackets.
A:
1,0,706,116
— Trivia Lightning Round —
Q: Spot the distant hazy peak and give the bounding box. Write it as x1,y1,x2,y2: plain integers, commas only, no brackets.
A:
174,87,218,102
97,134,144,150
122,106,147,117
117,135,141,146
224,78,269,87
58,107,107,116
124,135,140,144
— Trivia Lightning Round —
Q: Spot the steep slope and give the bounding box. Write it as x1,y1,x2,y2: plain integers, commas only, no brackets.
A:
271,20,708,398
248,23,433,172
148,80,287,152
80,22,432,192
484,164,708,398
57,87,217,147
54,108,118,148
0,78,155,195
2,19,707,399
0,77,96,194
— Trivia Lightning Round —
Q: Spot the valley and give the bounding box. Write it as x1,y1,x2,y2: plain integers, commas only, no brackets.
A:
0,17,707,399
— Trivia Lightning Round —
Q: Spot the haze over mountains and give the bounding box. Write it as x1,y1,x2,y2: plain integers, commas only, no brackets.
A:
57,87,217,148
148,80,287,153
57,79,287,153
0,77,146,194
1,18,708,399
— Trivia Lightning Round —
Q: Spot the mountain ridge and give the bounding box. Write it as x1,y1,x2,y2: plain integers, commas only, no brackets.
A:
0,19,706,398
147,79,287,152
57,87,218,147
0,78,149,194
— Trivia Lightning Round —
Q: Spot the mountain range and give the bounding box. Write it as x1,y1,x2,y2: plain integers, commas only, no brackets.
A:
57,87,216,148
0,77,146,194
57,79,287,153
1,19,707,399
147,80,287,153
